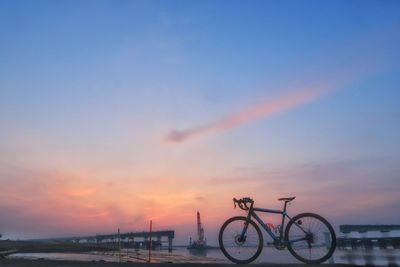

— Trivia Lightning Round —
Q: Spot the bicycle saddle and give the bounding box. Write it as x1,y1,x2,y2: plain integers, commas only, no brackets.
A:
278,197,296,202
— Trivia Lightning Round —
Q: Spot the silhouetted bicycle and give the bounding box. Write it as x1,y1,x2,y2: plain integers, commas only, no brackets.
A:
219,197,336,264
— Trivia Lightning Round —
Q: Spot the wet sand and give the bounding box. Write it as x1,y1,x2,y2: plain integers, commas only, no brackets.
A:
0,241,114,254
0,241,353,266
0,258,351,267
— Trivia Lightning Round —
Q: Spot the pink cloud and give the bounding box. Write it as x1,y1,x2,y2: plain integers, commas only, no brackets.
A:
165,85,334,144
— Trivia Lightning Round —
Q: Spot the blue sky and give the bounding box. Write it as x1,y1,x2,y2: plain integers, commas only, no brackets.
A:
0,0,399,241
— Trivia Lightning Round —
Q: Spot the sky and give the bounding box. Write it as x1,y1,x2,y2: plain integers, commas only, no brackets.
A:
0,0,400,245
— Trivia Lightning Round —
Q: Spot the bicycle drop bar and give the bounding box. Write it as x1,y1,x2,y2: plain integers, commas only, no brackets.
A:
220,197,337,264
233,197,253,210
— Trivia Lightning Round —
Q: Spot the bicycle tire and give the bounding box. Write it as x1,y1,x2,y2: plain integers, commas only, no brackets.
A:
285,212,336,264
218,216,263,264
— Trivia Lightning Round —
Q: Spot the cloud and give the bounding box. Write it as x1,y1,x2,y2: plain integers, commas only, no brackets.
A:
164,84,335,144
0,165,146,238
0,164,213,239
228,157,400,223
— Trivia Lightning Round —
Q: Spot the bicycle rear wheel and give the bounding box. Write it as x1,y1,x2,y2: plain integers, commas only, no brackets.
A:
219,216,263,264
285,213,336,264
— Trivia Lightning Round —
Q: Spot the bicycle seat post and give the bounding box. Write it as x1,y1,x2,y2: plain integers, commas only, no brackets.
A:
277,197,295,213
283,201,288,213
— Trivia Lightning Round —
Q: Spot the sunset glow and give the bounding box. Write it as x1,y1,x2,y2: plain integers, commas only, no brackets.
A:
0,1,399,246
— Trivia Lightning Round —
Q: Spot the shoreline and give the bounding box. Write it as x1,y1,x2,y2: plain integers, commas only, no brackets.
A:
0,240,115,254
0,258,350,267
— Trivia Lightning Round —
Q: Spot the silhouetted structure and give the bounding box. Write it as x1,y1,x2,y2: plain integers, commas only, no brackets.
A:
187,211,207,250
336,225,400,266
29,230,175,251
337,225,400,249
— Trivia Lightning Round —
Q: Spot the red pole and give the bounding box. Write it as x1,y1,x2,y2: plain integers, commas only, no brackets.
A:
148,220,152,263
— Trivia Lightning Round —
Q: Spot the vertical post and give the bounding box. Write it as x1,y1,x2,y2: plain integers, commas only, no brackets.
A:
126,236,129,261
168,237,173,253
118,228,121,263
148,220,152,263
324,232,334,264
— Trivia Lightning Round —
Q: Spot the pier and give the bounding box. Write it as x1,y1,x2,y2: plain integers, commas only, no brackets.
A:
29,230,175,251
336,224,400,266
337,225,400,249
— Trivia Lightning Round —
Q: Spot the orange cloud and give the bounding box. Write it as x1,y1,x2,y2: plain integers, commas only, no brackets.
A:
0,165,220,238
165,85,334,144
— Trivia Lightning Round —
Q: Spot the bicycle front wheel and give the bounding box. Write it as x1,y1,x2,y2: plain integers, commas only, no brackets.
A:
218,216,263,264
285,213,336,264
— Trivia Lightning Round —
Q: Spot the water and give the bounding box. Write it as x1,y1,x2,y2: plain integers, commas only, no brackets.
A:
183,247,303,264
8,247,310,264
9,252,119,262
9,247,400,265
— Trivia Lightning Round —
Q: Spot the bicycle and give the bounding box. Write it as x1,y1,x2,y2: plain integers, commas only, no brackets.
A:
219,197,336,264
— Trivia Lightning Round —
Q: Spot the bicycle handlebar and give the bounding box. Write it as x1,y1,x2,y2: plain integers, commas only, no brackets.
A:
233,197,254,210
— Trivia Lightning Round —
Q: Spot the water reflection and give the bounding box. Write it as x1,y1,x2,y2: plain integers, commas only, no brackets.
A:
8,247,400,265
187,249,207,257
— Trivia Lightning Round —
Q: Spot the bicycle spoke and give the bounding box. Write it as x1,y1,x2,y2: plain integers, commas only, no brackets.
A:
219,217,263,263
220,199,336,265
286,213,336,264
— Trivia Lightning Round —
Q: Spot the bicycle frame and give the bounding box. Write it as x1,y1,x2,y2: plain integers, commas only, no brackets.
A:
241,201,308,245
221,199,336,264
